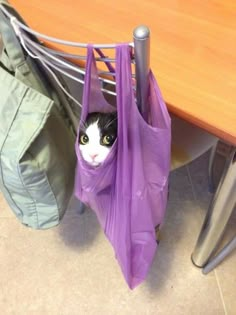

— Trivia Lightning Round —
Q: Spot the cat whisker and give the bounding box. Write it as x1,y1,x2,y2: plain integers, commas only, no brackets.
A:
104,116,117,129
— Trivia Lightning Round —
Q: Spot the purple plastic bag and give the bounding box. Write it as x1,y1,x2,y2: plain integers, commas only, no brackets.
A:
75,44,171,289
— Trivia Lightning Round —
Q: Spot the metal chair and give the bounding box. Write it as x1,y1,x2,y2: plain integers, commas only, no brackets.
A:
0,2,223,263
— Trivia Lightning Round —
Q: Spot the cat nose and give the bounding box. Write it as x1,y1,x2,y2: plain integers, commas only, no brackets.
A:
90,153,98,160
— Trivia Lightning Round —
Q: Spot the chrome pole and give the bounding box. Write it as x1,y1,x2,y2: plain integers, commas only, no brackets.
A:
133,25,150,117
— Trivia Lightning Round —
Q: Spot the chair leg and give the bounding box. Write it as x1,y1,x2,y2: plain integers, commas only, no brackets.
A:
78,201,86,214
191,146,236,267
68,195,86,214
202,235,236,274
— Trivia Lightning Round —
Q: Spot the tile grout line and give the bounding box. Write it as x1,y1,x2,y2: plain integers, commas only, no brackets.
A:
186,165,198,202
215,270,228,315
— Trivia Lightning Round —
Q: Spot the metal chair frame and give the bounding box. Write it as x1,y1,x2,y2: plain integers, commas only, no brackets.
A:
0,3,150,118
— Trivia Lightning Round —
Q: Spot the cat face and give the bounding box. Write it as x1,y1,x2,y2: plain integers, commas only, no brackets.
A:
79,112,117,166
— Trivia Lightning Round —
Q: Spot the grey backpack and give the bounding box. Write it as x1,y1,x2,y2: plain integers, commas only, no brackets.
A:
0,2,77,229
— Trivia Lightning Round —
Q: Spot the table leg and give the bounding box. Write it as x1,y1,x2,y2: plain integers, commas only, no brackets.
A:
208,142,217,192
191,146,236,267
202,235,236,274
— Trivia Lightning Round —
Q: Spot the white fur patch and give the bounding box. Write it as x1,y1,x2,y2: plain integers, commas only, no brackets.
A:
79,121,111,166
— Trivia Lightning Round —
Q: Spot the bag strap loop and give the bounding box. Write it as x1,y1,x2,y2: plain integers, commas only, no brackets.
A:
0,2,27,71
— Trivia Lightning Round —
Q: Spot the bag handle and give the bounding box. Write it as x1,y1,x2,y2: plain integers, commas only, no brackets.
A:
94,48,115,77
0,2,27,71
79,45,116,127
115,44,135,128
79,45,93,122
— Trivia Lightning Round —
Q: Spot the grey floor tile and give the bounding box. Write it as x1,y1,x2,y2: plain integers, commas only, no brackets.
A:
187,150,212,211
0,153,232,315
215,250,236,315
206,209,236,315
0,193,15,218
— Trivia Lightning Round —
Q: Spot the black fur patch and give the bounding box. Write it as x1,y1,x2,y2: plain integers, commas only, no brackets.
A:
79,112,117,147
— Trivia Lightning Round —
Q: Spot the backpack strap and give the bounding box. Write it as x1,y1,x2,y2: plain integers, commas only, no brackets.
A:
0,2,30,75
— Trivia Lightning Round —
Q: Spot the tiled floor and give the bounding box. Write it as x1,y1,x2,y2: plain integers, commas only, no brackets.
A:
0,151,235,315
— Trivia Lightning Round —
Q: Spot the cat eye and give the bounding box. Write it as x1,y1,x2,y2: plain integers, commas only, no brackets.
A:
80,134,89,145
102,135,113,145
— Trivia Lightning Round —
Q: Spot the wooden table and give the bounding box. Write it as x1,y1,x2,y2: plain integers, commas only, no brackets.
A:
7,0,236,268
9,0,236,145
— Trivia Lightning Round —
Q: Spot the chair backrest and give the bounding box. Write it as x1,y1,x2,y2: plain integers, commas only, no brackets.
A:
0,3,219,172
0,2,150,120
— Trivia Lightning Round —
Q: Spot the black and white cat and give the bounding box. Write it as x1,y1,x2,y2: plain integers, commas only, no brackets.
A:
79,112,117,166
